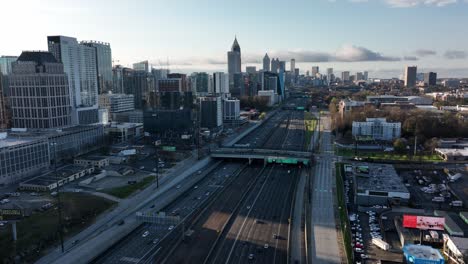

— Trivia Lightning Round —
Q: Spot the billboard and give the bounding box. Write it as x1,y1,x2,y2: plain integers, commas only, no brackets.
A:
403,215,445,230
0,209,23,221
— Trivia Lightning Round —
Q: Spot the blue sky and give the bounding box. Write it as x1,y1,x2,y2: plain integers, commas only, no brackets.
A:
1,0,468,78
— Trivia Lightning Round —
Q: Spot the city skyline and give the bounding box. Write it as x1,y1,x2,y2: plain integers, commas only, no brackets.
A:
1,0,468,78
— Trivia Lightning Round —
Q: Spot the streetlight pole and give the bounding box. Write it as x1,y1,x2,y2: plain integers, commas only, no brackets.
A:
52,142,64,253
155,147,159,189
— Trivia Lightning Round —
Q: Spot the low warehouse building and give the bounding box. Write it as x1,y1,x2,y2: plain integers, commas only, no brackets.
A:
19,165,95,191
353,163,410,206
403,244,444,264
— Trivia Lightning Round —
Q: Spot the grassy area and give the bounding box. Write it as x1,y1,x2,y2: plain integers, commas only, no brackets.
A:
304,112,318,149
335,163,353,264
0,193,115,263
335,147,442,162
103,176,155,198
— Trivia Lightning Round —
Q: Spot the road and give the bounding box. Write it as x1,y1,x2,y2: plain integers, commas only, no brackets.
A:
92,162,242,264
309,112,342,264
291,168,307,264
208,165,298,264
36,153,213,264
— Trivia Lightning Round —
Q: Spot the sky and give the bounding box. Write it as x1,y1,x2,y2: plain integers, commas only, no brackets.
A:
1,0,468,78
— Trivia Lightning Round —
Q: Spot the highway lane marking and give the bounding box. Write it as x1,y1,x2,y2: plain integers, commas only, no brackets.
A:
224,166,275,264
120,256,140,263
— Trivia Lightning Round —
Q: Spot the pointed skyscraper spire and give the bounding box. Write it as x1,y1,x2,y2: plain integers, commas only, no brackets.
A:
231,36,241,53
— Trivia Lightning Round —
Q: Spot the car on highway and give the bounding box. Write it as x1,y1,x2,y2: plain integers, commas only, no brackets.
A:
140,166,145,170
168,225,174,230
153,238,159,244
264,244,269,249
194,185,198,189
142,231,149,237
248,254,254,260
176,185,181,189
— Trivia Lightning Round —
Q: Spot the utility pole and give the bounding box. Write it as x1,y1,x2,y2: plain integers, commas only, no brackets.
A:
414,136,417,156
52,143,64,253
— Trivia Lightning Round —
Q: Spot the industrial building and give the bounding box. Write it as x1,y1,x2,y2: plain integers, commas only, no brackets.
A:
19,164,95,191
74,156,110,168
353,163,410,206
443,235,468,264
105,122,144,143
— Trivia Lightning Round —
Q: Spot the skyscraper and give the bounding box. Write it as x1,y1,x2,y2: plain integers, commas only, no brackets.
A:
279,61,286,73
290,59,295,75
363,71,369,81
312,66,319,76
0,56,18,75
404,66,417,87
356,72,364,81
9,51,72,129
342,71,350,82
81,41,113,94
213,72,229,94
424,72,437,86
227,37,242,94
47,35,99,125
263,53,270,71
271,58,280,73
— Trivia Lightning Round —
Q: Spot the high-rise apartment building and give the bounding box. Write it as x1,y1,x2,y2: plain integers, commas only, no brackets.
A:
9,51,72,129
263,53,270,71
424,72,437,86
0,56,18,75
404,66,417,87
47,35,99,125
199,96,222,131
81,41,113,94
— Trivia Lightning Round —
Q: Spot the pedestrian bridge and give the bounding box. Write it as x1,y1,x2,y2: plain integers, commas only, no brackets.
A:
210,148,313,166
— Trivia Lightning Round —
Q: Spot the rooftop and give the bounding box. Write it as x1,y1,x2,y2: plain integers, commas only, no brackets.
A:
0,136,45,148
403,244,443,261
17,51,58,65
355,163,409,193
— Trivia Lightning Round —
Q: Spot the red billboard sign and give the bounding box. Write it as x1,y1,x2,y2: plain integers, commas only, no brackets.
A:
403,215,445,230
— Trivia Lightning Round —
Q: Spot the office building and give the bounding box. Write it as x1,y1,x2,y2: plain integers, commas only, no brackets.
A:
352,118,401,141
404,66,417,87
9,51,72,129
356,72,364,81
105,122,144,143
246,66,256,74
143,109,192,137
0,56,18,75
227,37,241,93
278,61,286,73
0,73,9,129
167,73,188,92
312,66,319,76
223,98,240,123
47,35,99,125
271,58,279,73
133,60,150,72
258,90,276,106
424,72,437,86
213,72,229,94
263,53,270,71
81,41,113,94
364,71,369,81
230,72,244,97
190,72,209,94
341,71,350,82
290,59,295,76
199,96,222,131
0,134,50,185
99,93,135,113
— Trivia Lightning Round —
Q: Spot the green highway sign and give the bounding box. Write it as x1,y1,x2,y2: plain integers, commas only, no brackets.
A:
162,146,176,152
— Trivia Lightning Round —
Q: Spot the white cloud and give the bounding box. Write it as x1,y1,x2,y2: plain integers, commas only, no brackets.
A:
385,0,458,7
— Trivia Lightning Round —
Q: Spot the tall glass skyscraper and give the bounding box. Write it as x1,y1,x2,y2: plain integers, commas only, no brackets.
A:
0,56,18,75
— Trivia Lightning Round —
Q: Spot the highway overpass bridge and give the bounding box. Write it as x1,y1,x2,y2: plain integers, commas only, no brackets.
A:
210,148,313,166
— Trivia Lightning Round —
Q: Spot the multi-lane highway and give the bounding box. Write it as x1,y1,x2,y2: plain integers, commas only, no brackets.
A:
93,99,311,264
309,112,342,264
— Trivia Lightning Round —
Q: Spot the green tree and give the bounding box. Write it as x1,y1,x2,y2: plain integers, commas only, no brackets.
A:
393,138,407,154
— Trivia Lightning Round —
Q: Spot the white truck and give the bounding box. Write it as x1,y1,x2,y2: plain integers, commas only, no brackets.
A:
450,200,463,207
372,238,390,251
